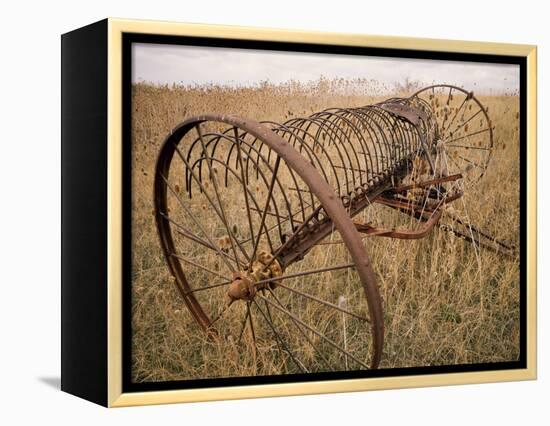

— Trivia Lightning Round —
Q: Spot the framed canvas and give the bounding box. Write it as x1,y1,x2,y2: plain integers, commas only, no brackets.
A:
61,18,537,407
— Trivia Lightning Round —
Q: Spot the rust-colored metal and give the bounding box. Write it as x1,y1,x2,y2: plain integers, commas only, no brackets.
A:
374,191,463,214
228,251,283,301
391,173,463,193
154,84,501,372
354,208,443,240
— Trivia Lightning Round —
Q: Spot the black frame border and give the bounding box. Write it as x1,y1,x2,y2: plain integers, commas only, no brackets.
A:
122,32,528,393
61,19,109,406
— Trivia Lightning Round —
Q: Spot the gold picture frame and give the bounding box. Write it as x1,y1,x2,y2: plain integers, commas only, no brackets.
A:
61,17,537,407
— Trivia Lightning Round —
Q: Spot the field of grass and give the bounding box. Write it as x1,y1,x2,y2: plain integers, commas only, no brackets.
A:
130,79,520,382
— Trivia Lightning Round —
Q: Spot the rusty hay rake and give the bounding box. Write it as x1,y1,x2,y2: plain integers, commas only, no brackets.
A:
153,84,515,373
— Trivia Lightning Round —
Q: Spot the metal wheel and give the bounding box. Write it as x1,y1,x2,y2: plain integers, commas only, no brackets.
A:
154,115,384,373
410,84,494,187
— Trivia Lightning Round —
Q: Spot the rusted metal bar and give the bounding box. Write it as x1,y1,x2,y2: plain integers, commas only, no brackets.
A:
391,173,463,193
354,208,443,240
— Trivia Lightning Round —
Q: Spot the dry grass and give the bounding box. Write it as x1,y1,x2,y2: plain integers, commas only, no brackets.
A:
131,80,520,382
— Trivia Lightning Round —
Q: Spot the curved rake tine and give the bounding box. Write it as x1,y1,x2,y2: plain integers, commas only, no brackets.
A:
250,155,281,268
195,124,250,264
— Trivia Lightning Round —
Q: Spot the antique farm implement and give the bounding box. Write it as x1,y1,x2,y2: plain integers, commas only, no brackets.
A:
154,84,514,372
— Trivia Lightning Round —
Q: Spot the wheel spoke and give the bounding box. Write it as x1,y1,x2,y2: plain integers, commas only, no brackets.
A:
446,151,464,173
237,303,252,343
160,173,235,272
445,128,490,145
272,281,369,322
455,154,484,170
442,95,467,135
183,280,232,295
239,205,305,245
161,212,244,267
208,300,234,329
170,253,227,281
446,108,482,137
446,143,490,151
248,206,304,225
257,294,370,369
247,301,258,352
252,298,308,373
262,295,285,365
240,198,316,246
267,288,332,370
254,262,356,288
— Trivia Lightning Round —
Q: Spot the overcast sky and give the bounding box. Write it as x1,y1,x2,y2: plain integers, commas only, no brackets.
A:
132,43,519,94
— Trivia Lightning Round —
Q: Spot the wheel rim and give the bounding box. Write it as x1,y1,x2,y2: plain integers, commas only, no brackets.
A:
154,115,384,372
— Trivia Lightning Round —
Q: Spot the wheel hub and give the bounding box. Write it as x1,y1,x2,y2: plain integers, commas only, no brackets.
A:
227,251,283,301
